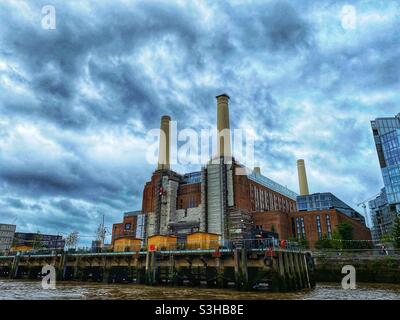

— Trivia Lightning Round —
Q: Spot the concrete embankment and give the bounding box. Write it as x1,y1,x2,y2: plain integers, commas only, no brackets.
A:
313,254,400,284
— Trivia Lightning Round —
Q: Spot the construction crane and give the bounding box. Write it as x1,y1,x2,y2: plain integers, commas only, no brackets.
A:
357,192,381,228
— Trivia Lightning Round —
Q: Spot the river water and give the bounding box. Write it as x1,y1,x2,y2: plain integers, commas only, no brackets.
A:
1,280,400,300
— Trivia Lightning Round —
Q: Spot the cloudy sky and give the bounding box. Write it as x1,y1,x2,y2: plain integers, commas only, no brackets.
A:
0,0,399,244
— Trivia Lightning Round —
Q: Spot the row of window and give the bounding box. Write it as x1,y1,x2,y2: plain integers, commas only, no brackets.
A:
294,215,332,240
315,215,332,240
250,184,295,213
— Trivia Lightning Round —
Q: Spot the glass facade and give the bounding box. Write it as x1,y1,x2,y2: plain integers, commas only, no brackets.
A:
381,129,400,204
296,192,366,225
183,171,202,184
369,114,400,241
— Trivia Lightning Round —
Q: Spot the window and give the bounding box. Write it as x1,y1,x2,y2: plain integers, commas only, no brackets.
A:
296,217,301,239
300,217,306,238
316,215,322,240
326,215,332,239
124,223,131,230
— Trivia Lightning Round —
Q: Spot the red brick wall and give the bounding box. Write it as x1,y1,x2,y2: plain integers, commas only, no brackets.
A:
111,215,138,244
233,164,297,214
177,183,201,209
337,213,372,242
289,209,372,248
252,211,291,240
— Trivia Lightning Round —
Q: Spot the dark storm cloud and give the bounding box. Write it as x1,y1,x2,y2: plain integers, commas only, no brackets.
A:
0,0,399,241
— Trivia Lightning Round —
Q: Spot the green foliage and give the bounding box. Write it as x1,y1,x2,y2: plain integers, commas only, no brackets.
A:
337,221,353,240
287,236,309,250
331,229,343,250
315,235,333,250
298,236,309,250
392,214,400,249
381,232,393,245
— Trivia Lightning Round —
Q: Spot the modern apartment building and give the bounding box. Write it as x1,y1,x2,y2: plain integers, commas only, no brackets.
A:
369,114,400,240
0,224,16,252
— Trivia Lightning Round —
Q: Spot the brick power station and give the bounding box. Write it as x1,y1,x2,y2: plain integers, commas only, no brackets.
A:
112,94,371,250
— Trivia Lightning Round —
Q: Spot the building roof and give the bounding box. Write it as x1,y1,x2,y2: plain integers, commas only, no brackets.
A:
248,171,298,200
124,210,142,217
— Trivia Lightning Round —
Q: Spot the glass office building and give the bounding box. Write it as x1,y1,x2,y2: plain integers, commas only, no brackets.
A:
369,114,400,241
297,192,366,226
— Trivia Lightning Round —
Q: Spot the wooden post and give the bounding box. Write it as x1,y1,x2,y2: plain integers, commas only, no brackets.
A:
57,252,67,281
289,252,299,290
303,253,311,288
9,253,20,279
102,257,110,284
277,251,287,291
282,252,292,290
168,254,175,285
215,256,225,288
73,256,78,280
240,248,249,290
145,251,156,285
233,249,241,290
293,253,304,288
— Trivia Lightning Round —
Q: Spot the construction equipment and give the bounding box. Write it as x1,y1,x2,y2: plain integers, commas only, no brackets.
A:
357,192,381,228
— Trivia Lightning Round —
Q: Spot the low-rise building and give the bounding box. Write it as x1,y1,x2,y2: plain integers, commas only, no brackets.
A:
0,224,16,252
111,211,146,245
12,232,65,251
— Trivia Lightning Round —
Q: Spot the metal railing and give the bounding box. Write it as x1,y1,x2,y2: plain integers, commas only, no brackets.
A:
0,238,302,257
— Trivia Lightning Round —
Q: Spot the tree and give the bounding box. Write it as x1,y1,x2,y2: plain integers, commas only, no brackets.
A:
337,221,353,240
315,235,333,250
65,231,79,249
392,214,400,249
331,229,343,250
336,221,353,249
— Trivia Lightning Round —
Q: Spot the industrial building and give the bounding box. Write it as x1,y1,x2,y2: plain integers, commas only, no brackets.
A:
140,94,298,249
111,93,371,251
369,114,400,241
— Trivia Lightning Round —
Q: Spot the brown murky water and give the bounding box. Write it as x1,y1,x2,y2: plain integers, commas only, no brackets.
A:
1,280,400,300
